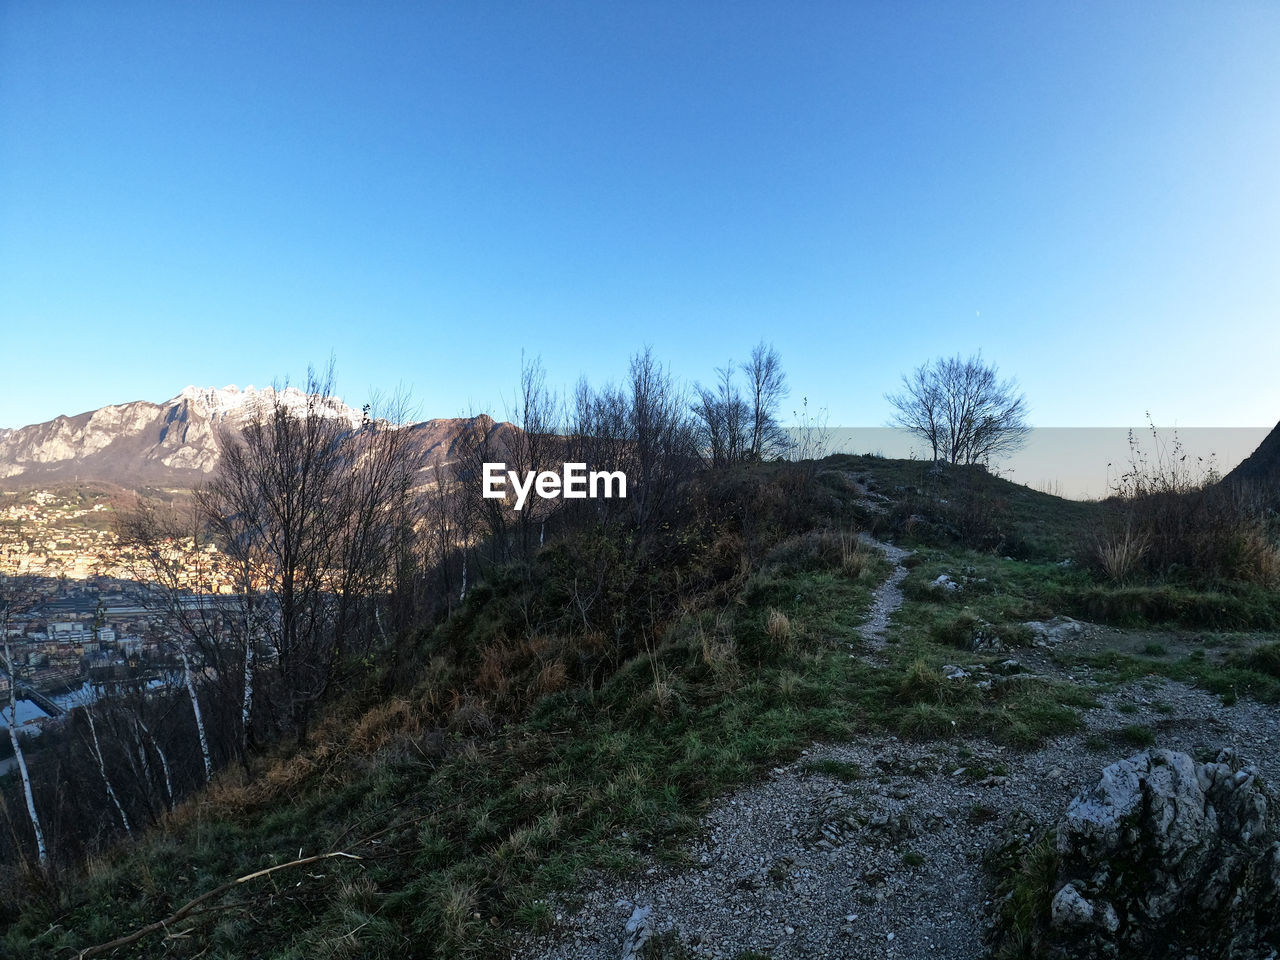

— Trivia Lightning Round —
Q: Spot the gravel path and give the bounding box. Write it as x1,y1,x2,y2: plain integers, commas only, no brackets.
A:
515,538,1280,960
519,676,1280,960
857,535,912,652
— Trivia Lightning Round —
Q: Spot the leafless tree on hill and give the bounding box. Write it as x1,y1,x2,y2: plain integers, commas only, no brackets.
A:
201,366,424,740
115,498,224,776
887,353,1030,466
692,341,789,466
743,341,789,460
507,354,561,557
624,348,700,531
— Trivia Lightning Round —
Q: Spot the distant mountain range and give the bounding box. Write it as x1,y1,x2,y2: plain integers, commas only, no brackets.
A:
0,386,512,489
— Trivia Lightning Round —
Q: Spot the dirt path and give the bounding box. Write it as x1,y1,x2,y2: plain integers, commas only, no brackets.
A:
857,534,912,652
517,549,1280,960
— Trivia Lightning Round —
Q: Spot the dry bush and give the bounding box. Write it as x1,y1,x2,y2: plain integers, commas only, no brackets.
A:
1103,484,1279,585
446,692,493,735
649,671,680,718
697,622,741,687
1096,524,1150,584
260,753,319,798
1239,526,1280,588
708,528,751,577
766,608,792,643
350,698,419,755
533,660,568,696
475,642,514,700
839,528,868,578
1098,424,1280,585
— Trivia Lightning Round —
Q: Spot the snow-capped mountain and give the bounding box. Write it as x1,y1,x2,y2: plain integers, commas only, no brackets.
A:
176,385,365,428
0,387,513,489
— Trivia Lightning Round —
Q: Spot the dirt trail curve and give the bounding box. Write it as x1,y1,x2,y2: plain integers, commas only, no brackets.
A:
857,534,912,652
516,543,1280,960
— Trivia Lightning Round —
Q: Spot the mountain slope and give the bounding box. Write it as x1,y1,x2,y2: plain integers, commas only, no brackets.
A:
0,388,514,489
1224,418,1280,486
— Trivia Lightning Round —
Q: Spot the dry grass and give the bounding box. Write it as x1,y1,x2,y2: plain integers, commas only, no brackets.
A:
1096,524,1150,584
446,692,494,735
698,623,741,687
766,608,792,643
440,879,480,945
351,699,420,754
839,528,869,579
475,642,514,700
1231,525,1280,588
533,660,567,696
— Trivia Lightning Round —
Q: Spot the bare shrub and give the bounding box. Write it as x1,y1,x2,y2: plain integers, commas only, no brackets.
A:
533,660,568,696
1100,421,1280,585
839,528,868,579
1096,524,1150,584
698,623,741,687
766,608,792,643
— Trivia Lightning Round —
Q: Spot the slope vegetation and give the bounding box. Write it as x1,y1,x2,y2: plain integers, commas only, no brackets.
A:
4,456,1279,959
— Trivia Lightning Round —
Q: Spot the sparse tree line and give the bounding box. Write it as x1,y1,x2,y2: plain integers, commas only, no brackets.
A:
0,345,1040,878
0,343,803,877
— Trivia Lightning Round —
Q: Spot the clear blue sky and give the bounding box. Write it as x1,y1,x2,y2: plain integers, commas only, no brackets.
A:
2,1,1278,430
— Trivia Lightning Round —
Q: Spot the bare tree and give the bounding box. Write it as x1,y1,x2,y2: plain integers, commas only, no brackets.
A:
567,377,630,528
624,348,698,531
887,353,1030,466
454,411,515,564
693,362,748,468
329,390,424,666
742,341,788,461
115,501,219,779
506,355,560,557
83,706,131,834
693,342,788,466
1,591,47,867
200,366,423,739
420,460,461,616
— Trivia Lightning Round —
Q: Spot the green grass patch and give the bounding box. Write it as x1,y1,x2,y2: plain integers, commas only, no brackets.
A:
801,758,862,782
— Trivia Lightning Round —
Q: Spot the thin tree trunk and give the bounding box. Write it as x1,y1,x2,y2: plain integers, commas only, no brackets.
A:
135,716,174,807
240,632,254,757
86,707,131,834
179,645,213,782
4,640,47,866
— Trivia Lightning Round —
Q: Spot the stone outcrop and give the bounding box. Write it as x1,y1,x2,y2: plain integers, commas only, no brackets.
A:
1048,748,1280,958
1022,616,1086,648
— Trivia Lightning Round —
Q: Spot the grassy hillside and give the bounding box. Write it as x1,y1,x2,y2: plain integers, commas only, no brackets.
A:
3,456,1278,959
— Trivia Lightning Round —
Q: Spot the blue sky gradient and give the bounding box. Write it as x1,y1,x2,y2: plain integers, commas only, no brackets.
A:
2,2,1277,429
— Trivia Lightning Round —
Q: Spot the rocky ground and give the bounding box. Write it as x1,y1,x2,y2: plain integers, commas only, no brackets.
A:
517,542,1280,960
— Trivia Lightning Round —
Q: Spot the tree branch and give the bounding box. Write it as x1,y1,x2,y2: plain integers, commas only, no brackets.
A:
73,850,362,959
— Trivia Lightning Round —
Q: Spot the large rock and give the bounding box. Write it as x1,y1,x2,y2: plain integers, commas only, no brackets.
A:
1022,616,1086,647
1047,748,1280,958
620,904,654,960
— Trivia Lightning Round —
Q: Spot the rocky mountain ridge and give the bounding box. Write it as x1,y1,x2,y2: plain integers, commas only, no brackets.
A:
0,387,510,489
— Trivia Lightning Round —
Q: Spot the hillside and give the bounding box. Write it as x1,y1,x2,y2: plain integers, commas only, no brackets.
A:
3,457,1280,959
1224,418,1280,486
